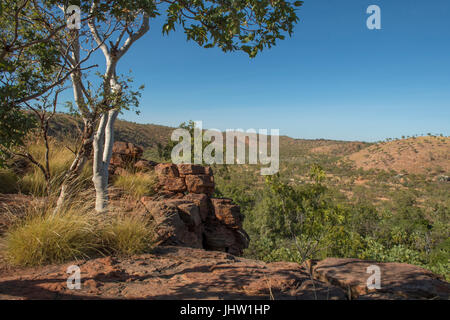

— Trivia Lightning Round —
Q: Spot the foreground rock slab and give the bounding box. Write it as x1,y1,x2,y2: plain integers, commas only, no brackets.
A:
1,247,448,300
0,247,343,300
307,258,450,300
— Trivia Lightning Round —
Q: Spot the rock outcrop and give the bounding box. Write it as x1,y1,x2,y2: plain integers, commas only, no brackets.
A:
109,141,156,175
141,163,249,256
0,246,448,300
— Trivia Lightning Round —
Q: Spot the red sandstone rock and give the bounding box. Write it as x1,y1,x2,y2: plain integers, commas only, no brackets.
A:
113,167,128,176
1,247,447,300
177,203,202,227
134,159,156,172
112,141,143,158
140,200,202,249
145,164,246,255
151,191,185,200
155,163,179,177
0,247,350,300
203,221,249,256
307,257,450,300
158,177,186,193
210,198,242,228
205,166,213,176
312,258,450,299
108,142,146,175
110,153,125,167
203,223,236,250
185,174,214,194
177,164,212,176
182,193,209,221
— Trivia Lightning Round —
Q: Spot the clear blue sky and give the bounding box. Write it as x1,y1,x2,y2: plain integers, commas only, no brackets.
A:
82,0,450,142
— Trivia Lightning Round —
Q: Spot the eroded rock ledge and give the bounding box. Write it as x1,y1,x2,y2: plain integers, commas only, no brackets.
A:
0,246,448,300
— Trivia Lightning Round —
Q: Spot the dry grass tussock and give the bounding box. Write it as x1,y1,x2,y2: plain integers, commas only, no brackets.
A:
0,190,156,267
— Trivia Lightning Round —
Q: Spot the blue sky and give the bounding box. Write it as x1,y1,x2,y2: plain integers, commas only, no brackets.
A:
77,0,450,142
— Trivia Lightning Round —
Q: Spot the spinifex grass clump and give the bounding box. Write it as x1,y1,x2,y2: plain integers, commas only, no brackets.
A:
2,194,156,266
112,172,157,199
4,209,101,266
102,214,155,256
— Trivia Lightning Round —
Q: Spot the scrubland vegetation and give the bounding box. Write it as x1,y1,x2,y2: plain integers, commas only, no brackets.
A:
215,168,449,280
211,135,449,280
0,122,448,282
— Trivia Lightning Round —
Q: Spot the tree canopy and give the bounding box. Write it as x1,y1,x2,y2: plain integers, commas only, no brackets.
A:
161,0,303,57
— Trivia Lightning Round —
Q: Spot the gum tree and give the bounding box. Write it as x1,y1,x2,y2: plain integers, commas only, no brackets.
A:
49,0,303,212
91,0,303,212
86,1,152,212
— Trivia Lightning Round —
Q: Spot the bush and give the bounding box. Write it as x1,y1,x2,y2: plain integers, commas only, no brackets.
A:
222,163,449,280
102,214,155,256
359,238,422,264
18,163,92,197
244,167,359,263
113,172,157,199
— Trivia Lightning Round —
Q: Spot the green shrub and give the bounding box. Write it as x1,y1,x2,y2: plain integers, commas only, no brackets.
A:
17,160,92,197
215,162,450,280
244,167,358,263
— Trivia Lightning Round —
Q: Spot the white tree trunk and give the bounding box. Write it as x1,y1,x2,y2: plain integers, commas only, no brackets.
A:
88,9,149,213
92,109,118,212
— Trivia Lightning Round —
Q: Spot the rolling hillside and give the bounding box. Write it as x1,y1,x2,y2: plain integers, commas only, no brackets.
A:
49,113,371,161
48,114,449,176
346,136,450,175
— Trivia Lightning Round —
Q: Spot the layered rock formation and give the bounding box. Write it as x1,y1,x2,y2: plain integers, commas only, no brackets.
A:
141,163,249,256
0,246,448,300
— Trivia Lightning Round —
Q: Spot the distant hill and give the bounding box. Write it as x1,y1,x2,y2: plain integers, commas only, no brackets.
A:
49,114,450,176
48,113,173,149
346,136,450,175
48,113,371,160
